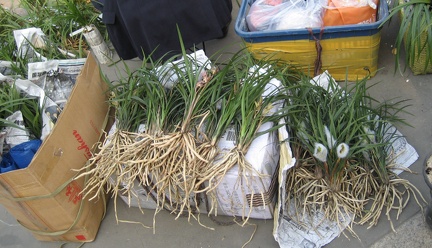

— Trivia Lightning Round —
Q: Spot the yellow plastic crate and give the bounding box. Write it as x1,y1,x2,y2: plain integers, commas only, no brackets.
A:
245,33,381,81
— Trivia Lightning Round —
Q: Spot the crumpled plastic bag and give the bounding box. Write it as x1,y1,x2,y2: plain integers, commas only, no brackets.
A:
330,0,377,9
246,0,327,31
0,139,42,173
0,153,16,173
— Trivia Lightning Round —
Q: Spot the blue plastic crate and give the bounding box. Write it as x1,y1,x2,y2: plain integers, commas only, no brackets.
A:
235,0,389,43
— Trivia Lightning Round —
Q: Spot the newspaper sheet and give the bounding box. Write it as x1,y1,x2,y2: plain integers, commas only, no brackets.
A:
13,27,48,62
386,125,418,175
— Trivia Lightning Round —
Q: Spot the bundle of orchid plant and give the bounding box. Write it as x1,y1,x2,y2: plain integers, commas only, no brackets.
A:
0,0,105,77
281,73,425,235
78,45,293,228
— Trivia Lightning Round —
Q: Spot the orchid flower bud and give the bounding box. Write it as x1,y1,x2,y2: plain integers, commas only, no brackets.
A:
324,125,336,149
313,143,328,162
336,143,349,159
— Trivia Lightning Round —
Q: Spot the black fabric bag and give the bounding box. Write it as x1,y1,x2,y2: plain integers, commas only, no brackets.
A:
93,0,232,60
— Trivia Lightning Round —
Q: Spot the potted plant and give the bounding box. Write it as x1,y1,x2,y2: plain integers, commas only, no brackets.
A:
383,0,432,74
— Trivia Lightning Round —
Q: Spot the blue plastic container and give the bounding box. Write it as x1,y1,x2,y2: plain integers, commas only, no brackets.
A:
234,0,390,81
235,0,389,42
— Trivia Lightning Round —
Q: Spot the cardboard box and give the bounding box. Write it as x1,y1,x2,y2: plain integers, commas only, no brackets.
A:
0,54,110,242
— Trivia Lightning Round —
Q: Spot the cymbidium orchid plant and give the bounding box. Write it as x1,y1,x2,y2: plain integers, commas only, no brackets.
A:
281,73,425,234
0,0,105,77
77,37,295,229
382,0,432,74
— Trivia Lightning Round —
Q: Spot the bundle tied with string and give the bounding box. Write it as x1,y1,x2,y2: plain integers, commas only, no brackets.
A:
77,48,288,229
281,72,425,237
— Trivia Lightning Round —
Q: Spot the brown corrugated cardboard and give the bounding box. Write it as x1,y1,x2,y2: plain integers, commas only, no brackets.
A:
0,54,109,242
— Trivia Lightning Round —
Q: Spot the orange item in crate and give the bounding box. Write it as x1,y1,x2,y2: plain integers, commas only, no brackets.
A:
323,0,379,27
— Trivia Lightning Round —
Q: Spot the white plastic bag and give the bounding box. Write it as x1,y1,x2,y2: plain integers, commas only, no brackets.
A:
246,0,289,31
155,49,211,89
246,0,327,31
329,0,377,9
